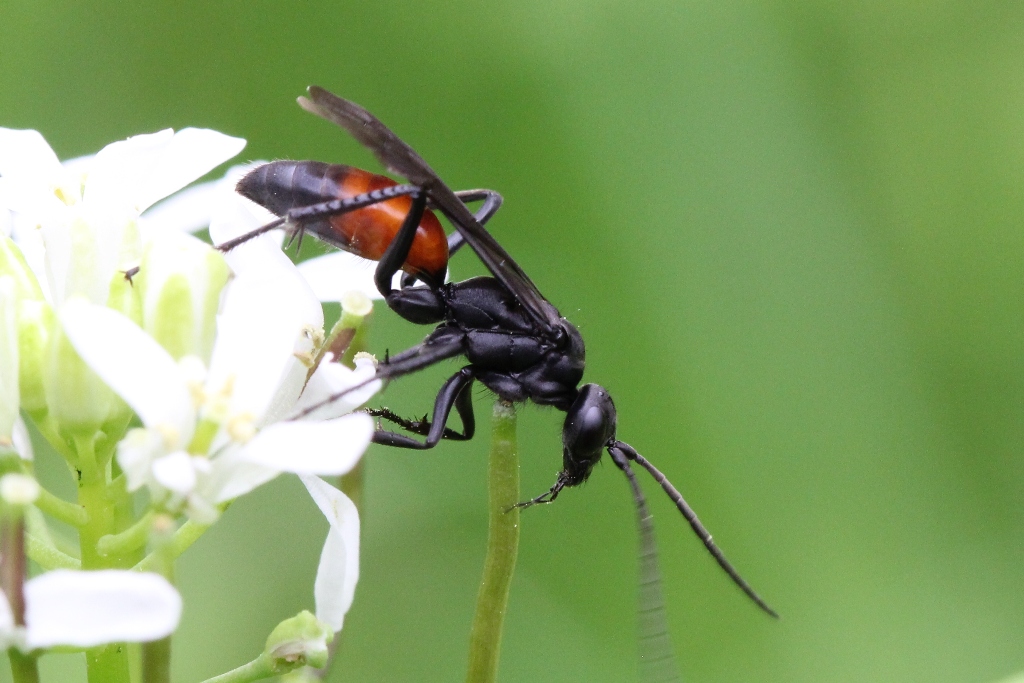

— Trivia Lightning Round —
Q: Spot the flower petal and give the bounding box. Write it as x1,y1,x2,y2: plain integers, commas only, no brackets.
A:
59,299,195,445
207,267,322,423
61,154,95,179
10,417,33,461
86,129,246,215
0,129,70,212
140,178,222,235
206,447,280,503
209,194,286,277
0,128,61,178
151,451,197,494
296,251,386,302
238,414,373,476
301,475,360,632
118,429,164,492
25,570,182,647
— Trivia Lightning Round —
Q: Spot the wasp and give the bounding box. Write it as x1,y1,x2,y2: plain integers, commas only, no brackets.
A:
222,85,777,677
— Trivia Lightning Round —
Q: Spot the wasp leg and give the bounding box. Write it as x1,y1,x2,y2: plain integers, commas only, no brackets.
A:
445,189,503,256
371,367,476,449
290,331,466,421
400,188,504,289
365,407,466,441
507,472,572,512
216,184,422,252
374,191,427,296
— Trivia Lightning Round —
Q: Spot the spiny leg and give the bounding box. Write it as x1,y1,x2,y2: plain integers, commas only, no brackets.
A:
370,366,476,449
216,184,421,253
289,332,467,421
507,471,571,511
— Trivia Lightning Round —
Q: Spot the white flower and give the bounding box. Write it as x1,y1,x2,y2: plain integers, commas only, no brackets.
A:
0,570,181,650
59,192,381,522
0,126,246,308
0,126,246,437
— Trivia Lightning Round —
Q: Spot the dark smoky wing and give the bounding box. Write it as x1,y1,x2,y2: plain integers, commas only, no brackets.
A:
300,86,561,331
299,86,439,186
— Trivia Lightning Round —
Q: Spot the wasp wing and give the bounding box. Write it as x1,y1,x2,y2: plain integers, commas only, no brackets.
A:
299,86,560,330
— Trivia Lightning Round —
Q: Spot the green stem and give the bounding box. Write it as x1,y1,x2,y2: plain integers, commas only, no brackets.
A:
25,531,80,569
141,637,171,683
134,518,212,572
76,435,130,683
199,654,275,683
337,305,372,368
8,650,39,683
465,400,520,683
97,511,154,557
25,506,80,568
34,485,89,527
140,516,176,683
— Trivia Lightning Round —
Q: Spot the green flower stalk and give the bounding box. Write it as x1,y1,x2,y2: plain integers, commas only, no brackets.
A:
466,400,520,683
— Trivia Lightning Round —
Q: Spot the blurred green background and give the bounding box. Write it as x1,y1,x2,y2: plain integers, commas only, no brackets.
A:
4,1,1024,681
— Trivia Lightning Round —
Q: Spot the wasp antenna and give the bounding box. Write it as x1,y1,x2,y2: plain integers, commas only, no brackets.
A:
609,442,779,619
610,451,682,683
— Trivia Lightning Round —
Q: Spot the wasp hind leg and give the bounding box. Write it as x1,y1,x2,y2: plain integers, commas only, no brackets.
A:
370,366,477,449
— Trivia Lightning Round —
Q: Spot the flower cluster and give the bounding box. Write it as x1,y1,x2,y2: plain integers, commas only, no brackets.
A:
0,123,381,674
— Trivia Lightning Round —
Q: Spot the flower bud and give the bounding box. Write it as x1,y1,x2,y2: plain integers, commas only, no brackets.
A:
0,235,43,304
264,610,332,672
105,267,142,327
0,278,18,445
0,236,56,414
15,300,55,415
134,231,229,362
44,299,128,439
0,474,39,507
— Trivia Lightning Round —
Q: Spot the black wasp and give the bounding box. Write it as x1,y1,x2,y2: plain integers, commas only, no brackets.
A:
220,85,778,677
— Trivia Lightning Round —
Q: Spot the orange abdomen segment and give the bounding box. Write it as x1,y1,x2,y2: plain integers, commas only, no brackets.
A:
329,168,448,284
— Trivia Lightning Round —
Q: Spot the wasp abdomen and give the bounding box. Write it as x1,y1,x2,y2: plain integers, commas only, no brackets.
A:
237,160,449,285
